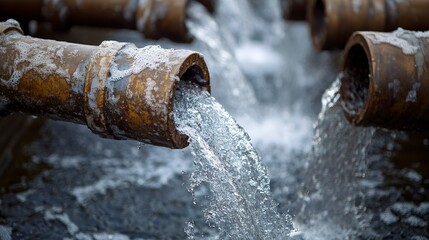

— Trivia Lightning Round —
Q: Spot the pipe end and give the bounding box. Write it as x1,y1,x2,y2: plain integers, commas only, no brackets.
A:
340,35,371,125
169,52,210,149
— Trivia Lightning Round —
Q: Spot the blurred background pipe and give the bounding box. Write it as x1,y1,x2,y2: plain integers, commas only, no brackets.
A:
281,0,308,21
308,0,429,50
196,0,216,13
0,19,210,148
339,29,429,131
0,0,216,43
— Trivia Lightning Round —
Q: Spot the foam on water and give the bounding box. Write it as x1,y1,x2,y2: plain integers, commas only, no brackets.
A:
173,81,293,239
0,225,12,240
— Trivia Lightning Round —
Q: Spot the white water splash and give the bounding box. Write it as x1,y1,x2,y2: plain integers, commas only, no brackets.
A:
297,79,376,238
173,81,293,239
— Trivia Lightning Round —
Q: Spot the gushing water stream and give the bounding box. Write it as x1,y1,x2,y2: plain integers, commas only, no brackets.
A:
297,79,376,238
173,81,292,239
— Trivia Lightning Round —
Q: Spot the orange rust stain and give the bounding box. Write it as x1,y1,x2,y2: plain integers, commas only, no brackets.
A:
128,74,154,126
18,71,71,103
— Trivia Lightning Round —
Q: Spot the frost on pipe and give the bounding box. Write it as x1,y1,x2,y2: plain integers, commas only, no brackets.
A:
339,29,429,131
0,20,210,148
0,0,216,43
308,0,429,50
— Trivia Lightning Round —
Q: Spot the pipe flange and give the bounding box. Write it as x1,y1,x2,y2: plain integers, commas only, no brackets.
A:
84,40,130,138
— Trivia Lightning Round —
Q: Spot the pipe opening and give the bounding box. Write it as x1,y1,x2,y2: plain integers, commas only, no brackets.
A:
180,65,208,87
341,44,370,118
312,0,326,42
169,64,208,148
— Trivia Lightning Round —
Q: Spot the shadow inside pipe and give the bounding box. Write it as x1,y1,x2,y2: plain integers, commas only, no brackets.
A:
181,65,208,87
311,0,327,47
340,44,370,120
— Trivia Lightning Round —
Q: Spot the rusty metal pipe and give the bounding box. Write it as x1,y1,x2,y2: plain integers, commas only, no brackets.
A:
308,0,429,50
0,0,206,43
281,0,308,21
339,29,429,131
0,20,210,148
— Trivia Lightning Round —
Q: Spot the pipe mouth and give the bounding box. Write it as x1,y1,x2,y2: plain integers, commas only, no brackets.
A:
170,65,207,148
309,0,327,50
340,44,370,123
169,54,210,149
180,65,209,87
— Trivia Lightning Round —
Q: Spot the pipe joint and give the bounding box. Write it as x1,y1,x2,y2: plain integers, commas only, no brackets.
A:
84,41,130,138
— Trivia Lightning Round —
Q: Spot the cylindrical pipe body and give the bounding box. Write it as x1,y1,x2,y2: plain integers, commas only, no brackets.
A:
0,0,192,42
308,0,429,50
340,29,429,130
281,0,308,21
0,20,210,148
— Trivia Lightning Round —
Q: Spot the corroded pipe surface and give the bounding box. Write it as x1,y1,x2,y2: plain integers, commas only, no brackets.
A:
281,0,308,21
0,20,210,148
0,0,196,42
340,29,429,130
308,0,429,50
